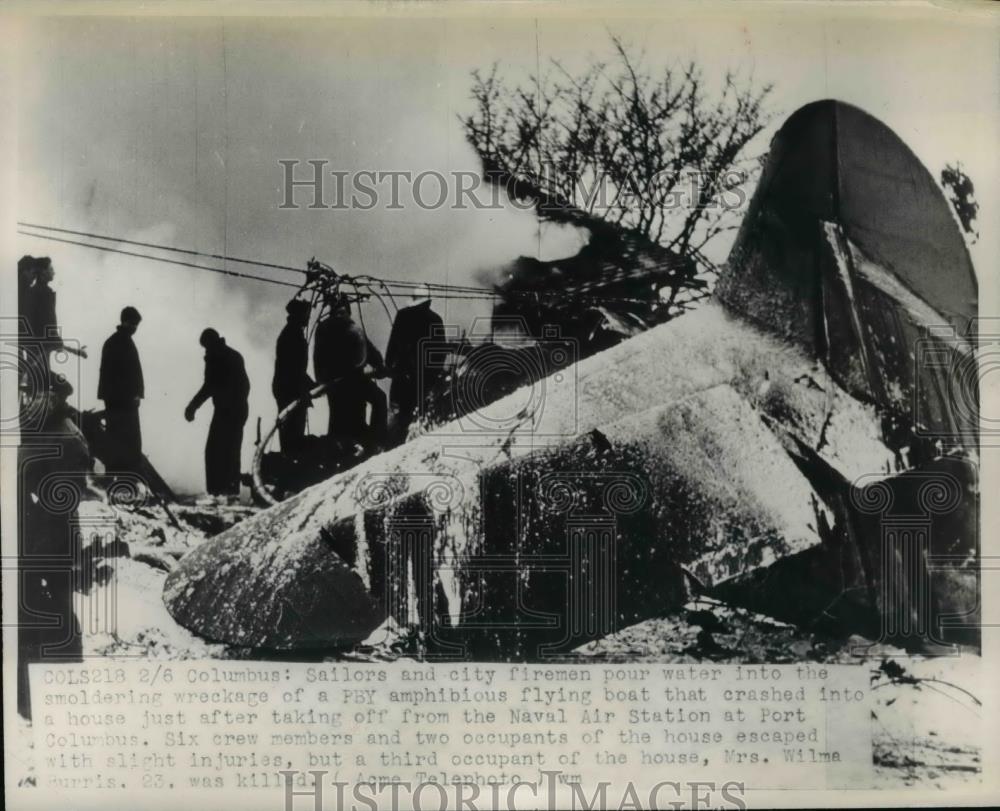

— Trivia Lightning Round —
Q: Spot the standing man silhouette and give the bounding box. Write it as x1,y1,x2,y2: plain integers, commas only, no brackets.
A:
184,329,250,499
24,256,87,386
313,295,368,458
98,306,144,473
272,299,313,455
385,285,443,445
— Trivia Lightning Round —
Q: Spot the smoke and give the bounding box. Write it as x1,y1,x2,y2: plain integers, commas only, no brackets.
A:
17,14,994,497
21,177,567,496
14,17,575,494
22,221,283,494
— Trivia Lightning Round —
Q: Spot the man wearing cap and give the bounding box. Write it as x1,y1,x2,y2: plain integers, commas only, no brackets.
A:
272,299,313,455
184,329,251,498
385,284,443,445
97,306,144,473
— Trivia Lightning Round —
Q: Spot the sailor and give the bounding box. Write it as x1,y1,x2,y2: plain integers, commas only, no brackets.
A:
271,299,313,455
184,329,251,499
23,256,87,388
385,284,443,444
313,295,368,457
97,306,145,473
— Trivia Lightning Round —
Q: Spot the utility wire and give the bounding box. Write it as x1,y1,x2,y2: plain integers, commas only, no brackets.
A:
18,221,500,295
19,220,698,306
18,229,302,289
18,221,305,275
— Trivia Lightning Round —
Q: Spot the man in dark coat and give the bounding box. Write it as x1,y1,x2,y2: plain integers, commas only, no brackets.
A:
23,256,87,391
272,299,313,455
313,296,368,454
385,285,443,444
97,306,144,472
184,329,251,497
361,337,389,453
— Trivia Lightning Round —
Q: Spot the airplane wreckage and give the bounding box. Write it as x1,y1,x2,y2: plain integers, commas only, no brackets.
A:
164,101,980,658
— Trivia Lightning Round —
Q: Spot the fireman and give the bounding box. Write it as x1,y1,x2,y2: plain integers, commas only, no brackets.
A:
271,299,313,455
385,285,443,444
313,295,368,457
184,329,251,498
97,306,145,473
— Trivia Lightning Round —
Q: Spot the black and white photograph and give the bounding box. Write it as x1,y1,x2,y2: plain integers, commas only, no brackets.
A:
1,2,997,808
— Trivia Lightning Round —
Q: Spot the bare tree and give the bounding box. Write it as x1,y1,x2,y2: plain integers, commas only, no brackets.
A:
462,36,774,256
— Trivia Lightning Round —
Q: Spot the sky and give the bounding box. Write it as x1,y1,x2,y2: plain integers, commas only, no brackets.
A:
6,5,997,492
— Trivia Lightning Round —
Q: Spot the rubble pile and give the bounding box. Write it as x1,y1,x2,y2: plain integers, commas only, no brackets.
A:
56,486,983,790
10,100,984,792
163,298,899,654
163,101,979,659
74,493,257,659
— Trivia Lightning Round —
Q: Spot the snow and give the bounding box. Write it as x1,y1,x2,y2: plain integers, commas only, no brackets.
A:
165,298,897,646
596,385,823,581
216,299,891,545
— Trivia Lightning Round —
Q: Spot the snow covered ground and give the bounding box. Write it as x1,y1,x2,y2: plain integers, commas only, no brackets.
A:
8,490,981,791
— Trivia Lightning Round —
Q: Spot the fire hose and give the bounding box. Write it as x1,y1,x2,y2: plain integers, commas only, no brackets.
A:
251,382,330,507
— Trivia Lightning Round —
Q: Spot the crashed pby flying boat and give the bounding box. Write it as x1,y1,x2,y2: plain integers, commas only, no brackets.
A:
164,100,979,658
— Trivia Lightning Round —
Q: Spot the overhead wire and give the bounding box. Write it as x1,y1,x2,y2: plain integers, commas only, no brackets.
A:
17,229,302,289
363,282,397,325
19,220,701,307
17,221,305,275
19,220,500,295
20,221,496,298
